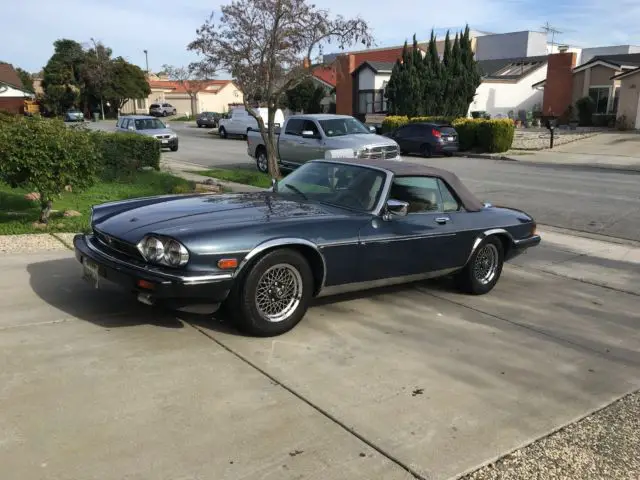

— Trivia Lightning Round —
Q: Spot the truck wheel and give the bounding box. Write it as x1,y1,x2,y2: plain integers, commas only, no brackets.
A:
256,148,268,173
219,127,227,139
232,248,313,336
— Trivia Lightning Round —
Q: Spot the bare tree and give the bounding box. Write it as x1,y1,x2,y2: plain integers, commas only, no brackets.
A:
188,0,373,178
161,64,209,117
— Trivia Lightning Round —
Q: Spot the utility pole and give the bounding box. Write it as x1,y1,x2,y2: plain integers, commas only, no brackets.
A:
91,37,105,121
541,22,563,51
143,50,149,75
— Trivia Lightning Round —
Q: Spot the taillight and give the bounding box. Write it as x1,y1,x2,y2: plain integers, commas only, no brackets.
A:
432,128,441,138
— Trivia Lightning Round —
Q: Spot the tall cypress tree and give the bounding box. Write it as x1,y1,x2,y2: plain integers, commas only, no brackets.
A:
423,30,442,115
441,31,452,116
459,24,481,116
449,32,465,116
408,34,423,116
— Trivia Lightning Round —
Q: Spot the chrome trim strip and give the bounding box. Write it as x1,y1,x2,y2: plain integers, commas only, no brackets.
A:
84,236,233,284
317,267,460,298
361,233,456,245
463,228,517,266
234,238,328,293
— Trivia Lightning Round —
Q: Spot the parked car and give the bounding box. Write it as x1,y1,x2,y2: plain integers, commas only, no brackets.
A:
196,111,220,128
247,114,401,173
115,115,179,151
64,108,84,122
73,158,541,337
149,103,177,117
218,107,285,139
385,122,459,157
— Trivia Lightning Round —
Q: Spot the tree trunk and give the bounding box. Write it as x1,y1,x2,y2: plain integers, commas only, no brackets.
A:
39,198,53,224
265,106,281,179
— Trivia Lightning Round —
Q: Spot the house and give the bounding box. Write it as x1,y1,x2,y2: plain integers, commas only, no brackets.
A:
611,67,640,129
536,52,640,121
351,61,394,116
121,79,243,116
470,55,548,117
0,63,34,114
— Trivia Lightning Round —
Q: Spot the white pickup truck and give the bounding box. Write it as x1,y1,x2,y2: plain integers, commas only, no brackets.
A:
246,114,401,173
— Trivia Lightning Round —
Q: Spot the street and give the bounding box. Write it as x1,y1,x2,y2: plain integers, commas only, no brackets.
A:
160,122,640,243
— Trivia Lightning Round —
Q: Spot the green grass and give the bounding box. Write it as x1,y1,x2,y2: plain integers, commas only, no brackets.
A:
191,168,273,188
171,116,192,121
0,171,195,235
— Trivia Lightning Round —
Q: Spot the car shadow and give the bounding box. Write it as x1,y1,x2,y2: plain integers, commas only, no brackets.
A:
26,257,240,335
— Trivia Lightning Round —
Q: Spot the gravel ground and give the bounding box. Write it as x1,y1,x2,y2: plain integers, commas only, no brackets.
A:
511,131,599,150
461,390,640,480
0,233,71,254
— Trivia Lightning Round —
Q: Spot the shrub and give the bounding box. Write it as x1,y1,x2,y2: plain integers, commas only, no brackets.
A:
451,118,480,151
592,114,616,128
92,131,161,180
409,116,457,125
476,119,515,153
576,96,595,126
0,116,100,223
381,115,408,133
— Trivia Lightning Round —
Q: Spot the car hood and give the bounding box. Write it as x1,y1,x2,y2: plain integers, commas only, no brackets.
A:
326,133,398,149
95,192,335,243
138,128,175,136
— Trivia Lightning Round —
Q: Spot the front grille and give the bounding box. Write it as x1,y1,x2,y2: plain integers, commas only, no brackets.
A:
155,134,171,139
358,145,400,159
93,229,143,262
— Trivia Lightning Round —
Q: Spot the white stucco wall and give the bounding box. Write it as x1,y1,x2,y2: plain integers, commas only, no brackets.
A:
357,69,391,90
199,82,244,113
468,64,547,117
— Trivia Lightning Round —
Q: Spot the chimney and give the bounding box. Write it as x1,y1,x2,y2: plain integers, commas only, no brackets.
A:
558,45,569,53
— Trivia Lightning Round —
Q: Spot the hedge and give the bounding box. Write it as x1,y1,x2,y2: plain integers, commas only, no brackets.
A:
381,115,515,153
91,131,161,180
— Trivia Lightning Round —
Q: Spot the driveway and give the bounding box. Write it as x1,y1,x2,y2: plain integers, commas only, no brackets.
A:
1,230,639,480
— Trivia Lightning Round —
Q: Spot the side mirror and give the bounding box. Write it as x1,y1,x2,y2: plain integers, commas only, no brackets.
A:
384,199,409,219
301,130,317,139
128,126,135,131
368,125,376,133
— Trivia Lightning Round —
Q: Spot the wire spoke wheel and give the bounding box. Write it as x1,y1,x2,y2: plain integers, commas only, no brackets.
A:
473,243,499,285
254,263,303,323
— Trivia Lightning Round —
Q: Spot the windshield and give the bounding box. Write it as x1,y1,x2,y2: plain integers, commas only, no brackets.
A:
134,118,166,130
318,118,372,137
276,161,386,212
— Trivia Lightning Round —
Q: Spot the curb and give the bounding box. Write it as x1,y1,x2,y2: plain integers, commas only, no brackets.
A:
454,152,640,173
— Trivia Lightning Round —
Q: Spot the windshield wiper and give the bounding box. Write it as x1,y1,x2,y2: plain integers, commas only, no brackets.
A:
283,183,308,200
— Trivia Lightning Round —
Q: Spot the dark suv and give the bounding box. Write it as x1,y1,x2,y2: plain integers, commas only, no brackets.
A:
386,122,459,157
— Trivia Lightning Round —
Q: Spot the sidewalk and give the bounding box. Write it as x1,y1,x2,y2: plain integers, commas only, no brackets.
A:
161,158,264,193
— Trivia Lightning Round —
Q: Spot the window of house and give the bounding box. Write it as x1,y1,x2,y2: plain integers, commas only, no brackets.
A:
136,98,145,109
389,176,443,213
358,90,387,114
437,179,461,212
589,87,610,114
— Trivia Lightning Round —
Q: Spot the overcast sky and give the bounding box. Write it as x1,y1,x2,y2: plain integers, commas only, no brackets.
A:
2,0,638,75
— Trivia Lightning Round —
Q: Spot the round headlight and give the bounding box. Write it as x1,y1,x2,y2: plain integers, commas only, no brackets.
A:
142,236,164,262
164,239,189,266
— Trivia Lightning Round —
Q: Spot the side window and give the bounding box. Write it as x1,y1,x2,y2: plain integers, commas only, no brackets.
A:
285,119,304,136
302,120,320,136
438,179,462,212
389,176,442,213
395,126,410,138
116,118,122,128
122,118,130,129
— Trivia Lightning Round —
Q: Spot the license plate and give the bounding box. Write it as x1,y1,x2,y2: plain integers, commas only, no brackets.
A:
447,136,455,141
162,140,169,144
82,258,101,289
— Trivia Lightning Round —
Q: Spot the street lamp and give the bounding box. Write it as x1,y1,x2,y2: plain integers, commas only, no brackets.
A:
143,50,149,75
91,37,105,121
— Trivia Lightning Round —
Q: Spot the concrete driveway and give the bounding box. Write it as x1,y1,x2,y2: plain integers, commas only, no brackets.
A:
1,230,639,480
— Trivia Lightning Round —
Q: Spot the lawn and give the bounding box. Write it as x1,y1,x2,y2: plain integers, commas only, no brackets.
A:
191,168,273,188
0,171,194,235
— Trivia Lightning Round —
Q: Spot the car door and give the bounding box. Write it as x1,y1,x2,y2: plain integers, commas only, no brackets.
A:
295,120,325,163
277,118,304,169
357,175,465,281
392,125,418,153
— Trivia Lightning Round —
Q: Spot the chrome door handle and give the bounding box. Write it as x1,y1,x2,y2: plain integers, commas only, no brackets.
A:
435,217,449,224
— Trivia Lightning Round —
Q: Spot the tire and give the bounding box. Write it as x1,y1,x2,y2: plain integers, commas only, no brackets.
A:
229,248,313,336
219,127,227,139
256,148,268,173
197,123,202,128
170,145,178,152
455,236,504,295
444,152,453,157
162,111,167,117
420,144,432,158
